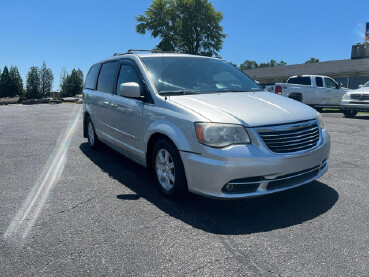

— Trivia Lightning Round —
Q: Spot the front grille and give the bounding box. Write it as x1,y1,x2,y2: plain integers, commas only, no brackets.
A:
351,94,369,101
257,120,320,153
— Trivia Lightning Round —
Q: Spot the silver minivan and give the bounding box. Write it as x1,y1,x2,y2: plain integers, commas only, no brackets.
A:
83,50,330,199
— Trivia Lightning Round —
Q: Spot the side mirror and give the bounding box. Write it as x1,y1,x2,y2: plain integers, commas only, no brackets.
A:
119,82,142,99
359,84,363,88
336,83,342,89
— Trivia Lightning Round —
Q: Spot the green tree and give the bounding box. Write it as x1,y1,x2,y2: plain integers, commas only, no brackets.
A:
278,60,287,67
9,66,23,97
239,60,258,70
64,68,84,97
259,60,287,68
26,66,41,99
60,67,68,96
228,61,238,68
136,0,226,56
39,61,54,97
0,66,12,98
305,57,319,63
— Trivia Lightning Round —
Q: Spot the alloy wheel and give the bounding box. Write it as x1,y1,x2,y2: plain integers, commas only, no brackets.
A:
155,149,175,190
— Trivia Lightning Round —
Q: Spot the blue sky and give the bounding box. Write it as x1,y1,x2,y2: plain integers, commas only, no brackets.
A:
0,0,368,90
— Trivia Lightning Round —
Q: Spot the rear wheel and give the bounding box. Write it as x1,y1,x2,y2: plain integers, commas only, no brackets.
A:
87,117,100,148
152,139,187,198
343,110,357,118
289,93,302,102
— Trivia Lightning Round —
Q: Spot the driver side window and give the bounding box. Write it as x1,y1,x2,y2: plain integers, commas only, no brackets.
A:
324,78,337,89
116,64,142,94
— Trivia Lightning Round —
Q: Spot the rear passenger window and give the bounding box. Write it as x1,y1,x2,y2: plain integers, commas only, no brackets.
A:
316,77,323,87
97,62,120,93
287,77,311,86
85,63,101,90
116,64,142,93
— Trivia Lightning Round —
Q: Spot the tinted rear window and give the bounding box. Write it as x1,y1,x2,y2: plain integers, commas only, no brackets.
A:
316,77,323,87
85,63,101,90
97,62,120,94
287,77,311,86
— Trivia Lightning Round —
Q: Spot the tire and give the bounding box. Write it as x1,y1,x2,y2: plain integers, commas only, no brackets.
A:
343,110,357,118
87,117,100,148
151,139,188,198
289,93,302,102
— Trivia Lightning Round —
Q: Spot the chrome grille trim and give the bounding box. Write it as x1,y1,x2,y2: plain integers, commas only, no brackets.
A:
261,126,319,137
255,119,321,154
351,94,369,101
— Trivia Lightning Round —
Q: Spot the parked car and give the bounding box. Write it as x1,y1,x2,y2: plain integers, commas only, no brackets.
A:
266,75,350,111
83,51,330,199
341,81,369,117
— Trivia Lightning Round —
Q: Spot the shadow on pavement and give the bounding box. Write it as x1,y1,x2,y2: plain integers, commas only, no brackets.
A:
80,142,338,235
353,115,369,120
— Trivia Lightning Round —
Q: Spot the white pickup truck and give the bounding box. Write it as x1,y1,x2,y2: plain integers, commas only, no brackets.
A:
265,75,350,111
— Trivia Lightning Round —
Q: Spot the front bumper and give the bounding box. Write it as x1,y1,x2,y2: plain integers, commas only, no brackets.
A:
341,100,369,112
180,129,330,199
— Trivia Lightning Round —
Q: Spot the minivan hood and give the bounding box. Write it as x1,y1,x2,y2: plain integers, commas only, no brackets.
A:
170,91,318,127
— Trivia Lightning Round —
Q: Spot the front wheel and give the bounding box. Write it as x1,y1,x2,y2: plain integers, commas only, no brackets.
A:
343,110,357,118
152,139,188,198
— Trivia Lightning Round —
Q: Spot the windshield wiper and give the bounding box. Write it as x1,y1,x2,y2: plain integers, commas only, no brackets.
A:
158,90,199,96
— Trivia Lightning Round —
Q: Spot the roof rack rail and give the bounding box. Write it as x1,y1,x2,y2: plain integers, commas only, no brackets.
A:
113,49,177,56
128,49,177,53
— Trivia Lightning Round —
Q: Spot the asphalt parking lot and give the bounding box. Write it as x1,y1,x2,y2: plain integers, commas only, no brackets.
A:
0,104,368,276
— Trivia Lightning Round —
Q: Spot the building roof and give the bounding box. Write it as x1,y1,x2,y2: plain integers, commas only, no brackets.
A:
243,58,369,81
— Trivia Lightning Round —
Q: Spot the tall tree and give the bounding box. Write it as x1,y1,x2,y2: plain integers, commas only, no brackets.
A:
76,69,84,92
39,61,54,97
60,67,68,96
9,66,23,97
26,66,41,99
305,57,320,63
136,0,226,56
0,66,12,98
64,68,84,97
239,60,258,70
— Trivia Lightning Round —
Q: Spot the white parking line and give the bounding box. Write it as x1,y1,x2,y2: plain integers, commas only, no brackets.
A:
3,106,81,245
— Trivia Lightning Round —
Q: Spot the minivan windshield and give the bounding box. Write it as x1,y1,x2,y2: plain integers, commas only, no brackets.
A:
141,56,262,95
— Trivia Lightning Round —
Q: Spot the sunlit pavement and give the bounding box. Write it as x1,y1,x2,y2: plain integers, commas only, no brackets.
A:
0,104,368,276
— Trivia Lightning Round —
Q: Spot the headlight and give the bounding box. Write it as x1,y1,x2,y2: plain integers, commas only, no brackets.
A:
194,123,250,148
342,93,351,100
317,112,325,129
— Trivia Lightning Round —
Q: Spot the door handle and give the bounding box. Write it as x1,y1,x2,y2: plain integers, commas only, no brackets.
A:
111,103,118,108
102,101,110,105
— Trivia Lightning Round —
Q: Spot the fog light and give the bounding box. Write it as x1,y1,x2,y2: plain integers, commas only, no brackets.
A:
225,183,234,191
